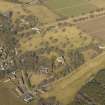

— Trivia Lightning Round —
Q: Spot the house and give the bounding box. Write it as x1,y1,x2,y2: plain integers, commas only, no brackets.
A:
56,56,65,64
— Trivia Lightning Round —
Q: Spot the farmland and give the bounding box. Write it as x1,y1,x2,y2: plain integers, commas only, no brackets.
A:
0,0,105,105
76,15,105,42
43,0,97,17
72,69,105,105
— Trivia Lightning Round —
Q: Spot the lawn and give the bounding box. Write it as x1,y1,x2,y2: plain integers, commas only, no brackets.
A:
44,0,97,17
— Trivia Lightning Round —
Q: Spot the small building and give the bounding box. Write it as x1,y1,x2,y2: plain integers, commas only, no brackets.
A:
39,66,49,74
23,93,33,103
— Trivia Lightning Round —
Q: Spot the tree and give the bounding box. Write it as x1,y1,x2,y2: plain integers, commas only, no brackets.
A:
68,49,85,69
48,52,58,72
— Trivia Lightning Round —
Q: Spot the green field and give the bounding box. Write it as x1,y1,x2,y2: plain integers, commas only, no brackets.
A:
44,0,97,17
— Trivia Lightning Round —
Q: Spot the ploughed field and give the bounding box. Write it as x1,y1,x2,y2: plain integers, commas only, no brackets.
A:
76,15,105,41
72,69,105,105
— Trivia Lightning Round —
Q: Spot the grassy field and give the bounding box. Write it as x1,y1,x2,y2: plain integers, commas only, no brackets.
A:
24,5,59,24
0,1,26,20
42,51,105,105
30,73,47,86
44,0,97,17
18,26,93,53
0,1,59,24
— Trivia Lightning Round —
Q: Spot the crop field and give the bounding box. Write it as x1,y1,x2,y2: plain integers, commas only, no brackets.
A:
44,0,97,17
76,15,105,42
